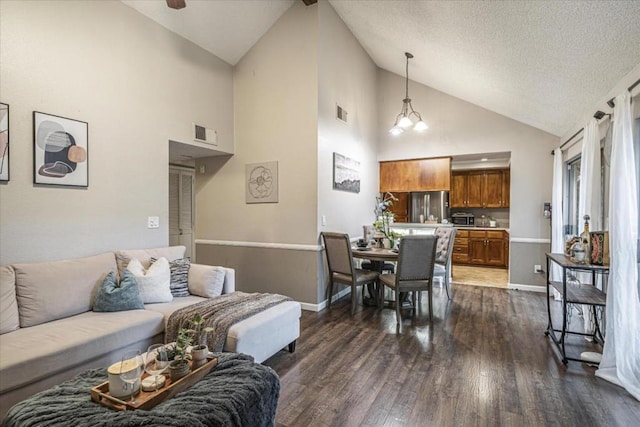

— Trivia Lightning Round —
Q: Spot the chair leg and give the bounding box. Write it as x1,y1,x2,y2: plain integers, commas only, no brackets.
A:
412,291,417,312
396,290,402,330
351,284,357,315
378,281,384,309
327,280,334,309
428,282,433,321
445,273,452,300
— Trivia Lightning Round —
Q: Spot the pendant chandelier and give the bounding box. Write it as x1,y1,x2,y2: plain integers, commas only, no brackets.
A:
389,52,428,135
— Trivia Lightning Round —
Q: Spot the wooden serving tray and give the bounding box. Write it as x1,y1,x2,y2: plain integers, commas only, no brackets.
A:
91,357,218,411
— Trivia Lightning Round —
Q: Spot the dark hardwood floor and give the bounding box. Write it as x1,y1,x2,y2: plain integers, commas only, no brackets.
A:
265,284,640,426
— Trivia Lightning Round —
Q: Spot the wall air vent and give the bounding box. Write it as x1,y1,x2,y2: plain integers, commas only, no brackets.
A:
337,105,348,123
193,124,217,146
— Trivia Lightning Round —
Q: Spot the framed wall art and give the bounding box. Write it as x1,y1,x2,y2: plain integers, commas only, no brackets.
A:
33,111,88,187
0,103,9,182
333,152,360,193
246,161,278,203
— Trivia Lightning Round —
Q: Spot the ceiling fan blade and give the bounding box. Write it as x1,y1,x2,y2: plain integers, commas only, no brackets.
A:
166,0,186,9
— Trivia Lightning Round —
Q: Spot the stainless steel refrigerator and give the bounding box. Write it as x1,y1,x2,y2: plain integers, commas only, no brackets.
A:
409,191,450,223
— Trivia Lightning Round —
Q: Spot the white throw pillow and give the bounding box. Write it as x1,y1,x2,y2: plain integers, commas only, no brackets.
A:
126,257,172,304
188,264,225,298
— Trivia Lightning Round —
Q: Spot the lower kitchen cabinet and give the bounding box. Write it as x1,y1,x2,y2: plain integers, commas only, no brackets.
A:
453,229,509,268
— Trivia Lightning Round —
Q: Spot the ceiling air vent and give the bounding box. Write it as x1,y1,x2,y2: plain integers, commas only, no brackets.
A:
337,105,348,123
193,123,217,146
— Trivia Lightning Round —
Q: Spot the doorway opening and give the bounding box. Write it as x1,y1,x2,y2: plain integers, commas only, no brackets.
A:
169,165,195,258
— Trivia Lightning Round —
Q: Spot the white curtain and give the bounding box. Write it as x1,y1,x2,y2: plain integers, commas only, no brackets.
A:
596,91,640,401
579,118,603,233
550,148,565,298
578,118,603,334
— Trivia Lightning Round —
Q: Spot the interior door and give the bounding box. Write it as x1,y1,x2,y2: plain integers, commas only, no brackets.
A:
169,167,195,258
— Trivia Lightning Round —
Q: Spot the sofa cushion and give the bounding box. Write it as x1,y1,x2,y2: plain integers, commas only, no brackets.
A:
0,265,19,334
0,309,165,393
93,270,144,312
115,246,186,277
225,301,302,363
13,252,117,328
151,256,190,297
144,295,208,328
188,264,225,298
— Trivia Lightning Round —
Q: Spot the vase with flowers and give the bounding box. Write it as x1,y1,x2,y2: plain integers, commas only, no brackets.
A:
373,192,402,249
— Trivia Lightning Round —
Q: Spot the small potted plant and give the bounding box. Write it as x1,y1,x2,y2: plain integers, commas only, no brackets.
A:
188,313,213,369
168,322,192,381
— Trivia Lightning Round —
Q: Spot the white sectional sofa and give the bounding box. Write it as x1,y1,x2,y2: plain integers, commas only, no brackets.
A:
0,246,301,420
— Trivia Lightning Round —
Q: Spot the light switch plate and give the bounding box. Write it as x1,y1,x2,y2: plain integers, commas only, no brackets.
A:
147,216,160,229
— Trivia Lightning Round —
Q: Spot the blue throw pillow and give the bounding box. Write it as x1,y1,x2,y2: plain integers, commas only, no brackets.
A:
93,270,144,312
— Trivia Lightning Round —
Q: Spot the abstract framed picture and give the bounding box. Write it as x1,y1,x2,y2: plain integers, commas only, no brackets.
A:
245,161,278,203
33,111,88,187
333,152,360,193
0,103,8,182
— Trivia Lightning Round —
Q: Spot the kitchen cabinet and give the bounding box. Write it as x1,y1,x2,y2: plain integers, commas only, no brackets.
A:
388,192,409,223
454,229,509,268
450,168,510,208
380,157,451,192
452,229,469,263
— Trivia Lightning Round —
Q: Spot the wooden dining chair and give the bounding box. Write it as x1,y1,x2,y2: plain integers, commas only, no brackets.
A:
321,232,379,315
433,227,457,299
378,235,438,330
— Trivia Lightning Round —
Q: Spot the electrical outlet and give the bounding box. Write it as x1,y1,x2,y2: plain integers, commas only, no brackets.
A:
534,264,542,273
147,216,160,229
321,215,327,226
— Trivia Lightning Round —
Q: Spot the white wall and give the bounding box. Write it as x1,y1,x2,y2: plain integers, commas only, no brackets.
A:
316,2,379,301
377,69,559,240
0,0,233,264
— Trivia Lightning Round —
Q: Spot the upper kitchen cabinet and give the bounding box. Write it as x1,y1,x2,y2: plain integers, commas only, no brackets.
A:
380,157,451,192
451,168,510,208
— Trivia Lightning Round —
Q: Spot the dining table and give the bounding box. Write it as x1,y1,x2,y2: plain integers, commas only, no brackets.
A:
351,246,399,306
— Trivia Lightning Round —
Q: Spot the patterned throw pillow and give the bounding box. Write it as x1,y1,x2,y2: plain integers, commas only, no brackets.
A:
151,257,191,297
93,270,144,312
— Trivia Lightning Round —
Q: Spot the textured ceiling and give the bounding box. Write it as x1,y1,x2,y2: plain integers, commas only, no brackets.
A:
122,0,640,137
329,0,640,136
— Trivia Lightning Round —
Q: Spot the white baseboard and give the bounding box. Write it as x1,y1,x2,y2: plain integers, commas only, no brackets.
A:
507,283,547,293
298,287,352,312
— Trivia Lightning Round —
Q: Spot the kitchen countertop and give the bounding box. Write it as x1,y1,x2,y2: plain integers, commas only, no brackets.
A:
457,226,510,232
390,223,509,232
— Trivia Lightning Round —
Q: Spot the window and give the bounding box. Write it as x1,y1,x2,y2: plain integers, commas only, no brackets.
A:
564,156,581,236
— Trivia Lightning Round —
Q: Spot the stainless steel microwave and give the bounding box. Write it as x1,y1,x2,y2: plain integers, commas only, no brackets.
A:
451,213,475,226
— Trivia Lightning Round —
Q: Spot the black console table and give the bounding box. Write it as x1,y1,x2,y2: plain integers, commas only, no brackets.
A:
545,253,609,365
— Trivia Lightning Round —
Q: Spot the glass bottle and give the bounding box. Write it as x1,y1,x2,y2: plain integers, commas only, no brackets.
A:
580,215,591,263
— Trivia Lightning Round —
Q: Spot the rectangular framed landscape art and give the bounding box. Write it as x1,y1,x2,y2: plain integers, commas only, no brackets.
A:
0,103,9,182
33,111,88,187
333,152,360,193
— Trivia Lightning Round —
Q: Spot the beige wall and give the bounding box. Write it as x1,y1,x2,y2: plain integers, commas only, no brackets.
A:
195,2,321,304
377,69,559,287
316,2,379,302
0,0,233,264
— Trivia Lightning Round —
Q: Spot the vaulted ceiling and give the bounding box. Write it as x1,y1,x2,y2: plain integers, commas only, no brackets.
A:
122,0,640,137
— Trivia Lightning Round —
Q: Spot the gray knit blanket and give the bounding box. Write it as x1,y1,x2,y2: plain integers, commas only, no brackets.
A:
165,292,292,352
2,353,279,427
